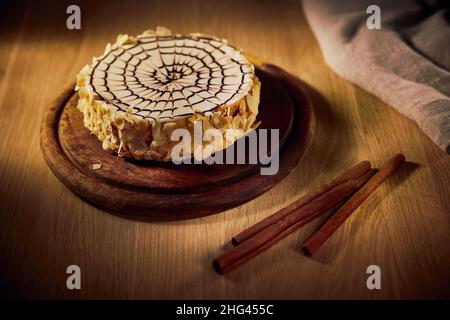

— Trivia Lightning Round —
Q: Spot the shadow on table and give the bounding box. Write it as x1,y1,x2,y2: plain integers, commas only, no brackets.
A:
297,160,420,265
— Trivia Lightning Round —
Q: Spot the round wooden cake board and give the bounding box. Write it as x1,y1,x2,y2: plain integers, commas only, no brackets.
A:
40,64,315,220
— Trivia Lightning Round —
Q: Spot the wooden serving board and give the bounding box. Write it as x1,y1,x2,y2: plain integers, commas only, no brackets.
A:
40,64,315,219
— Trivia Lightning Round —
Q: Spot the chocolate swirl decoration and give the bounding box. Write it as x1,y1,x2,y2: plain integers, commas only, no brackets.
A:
88,34,255,121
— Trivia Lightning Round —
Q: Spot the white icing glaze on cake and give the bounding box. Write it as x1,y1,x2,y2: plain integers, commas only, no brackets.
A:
88,31,254,121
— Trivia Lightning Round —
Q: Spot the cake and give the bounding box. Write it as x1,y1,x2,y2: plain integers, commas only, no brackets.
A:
75,26,261,161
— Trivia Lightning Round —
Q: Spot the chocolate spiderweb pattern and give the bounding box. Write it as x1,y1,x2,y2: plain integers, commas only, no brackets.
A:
88,35,255,121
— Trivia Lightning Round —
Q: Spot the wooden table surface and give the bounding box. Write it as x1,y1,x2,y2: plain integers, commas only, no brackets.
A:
1,0,449,299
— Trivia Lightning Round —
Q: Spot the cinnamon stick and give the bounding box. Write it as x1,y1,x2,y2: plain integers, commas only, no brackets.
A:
213,178,366,274
302,154,405,257
231,160,371,245
269,169,378,248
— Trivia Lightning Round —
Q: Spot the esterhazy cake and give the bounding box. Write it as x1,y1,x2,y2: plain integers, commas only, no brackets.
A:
75,26,261,161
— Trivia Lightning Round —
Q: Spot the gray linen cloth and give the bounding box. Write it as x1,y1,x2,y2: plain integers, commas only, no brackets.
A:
303,0,450,153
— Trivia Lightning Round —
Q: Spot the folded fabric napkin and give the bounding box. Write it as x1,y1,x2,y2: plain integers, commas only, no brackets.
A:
303,0,450,153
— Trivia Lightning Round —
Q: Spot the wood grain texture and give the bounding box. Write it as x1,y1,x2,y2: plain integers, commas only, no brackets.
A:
0,0,449,299
40,65,313,218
